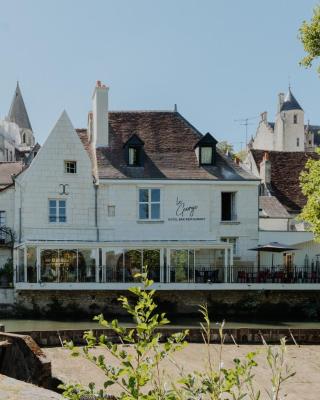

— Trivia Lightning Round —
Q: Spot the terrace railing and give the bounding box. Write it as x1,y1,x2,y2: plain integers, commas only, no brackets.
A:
14,265,320,285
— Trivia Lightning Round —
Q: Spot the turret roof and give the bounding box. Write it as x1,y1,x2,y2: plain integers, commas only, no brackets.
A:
280,88,303,112
7,82,32,130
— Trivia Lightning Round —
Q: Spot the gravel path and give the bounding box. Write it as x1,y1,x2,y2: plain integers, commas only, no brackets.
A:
45,343,320,399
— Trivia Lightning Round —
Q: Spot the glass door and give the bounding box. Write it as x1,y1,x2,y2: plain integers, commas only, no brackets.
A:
170,250,194,283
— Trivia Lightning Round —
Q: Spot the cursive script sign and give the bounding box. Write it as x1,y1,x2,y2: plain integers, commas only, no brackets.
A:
168,197,205,222
176,197,198,217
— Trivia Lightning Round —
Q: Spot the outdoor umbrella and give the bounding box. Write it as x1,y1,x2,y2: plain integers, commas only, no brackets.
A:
249,242,297,268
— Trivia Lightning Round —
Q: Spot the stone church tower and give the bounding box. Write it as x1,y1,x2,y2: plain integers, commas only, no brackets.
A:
250,88,317,152
7,82,35,149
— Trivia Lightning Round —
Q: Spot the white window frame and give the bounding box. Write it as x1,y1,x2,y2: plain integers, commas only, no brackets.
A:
64,160,77,174
49,199,67,223
138,188,161,221
200,146,213,165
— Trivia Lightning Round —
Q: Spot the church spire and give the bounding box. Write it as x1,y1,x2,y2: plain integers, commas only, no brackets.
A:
7,82,32,130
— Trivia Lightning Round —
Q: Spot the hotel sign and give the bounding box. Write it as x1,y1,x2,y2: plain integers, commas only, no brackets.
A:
168,197,205,222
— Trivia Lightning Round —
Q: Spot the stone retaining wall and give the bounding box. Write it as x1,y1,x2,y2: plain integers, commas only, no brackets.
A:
14,289,320,320
0,332,54,388
11,327,320,347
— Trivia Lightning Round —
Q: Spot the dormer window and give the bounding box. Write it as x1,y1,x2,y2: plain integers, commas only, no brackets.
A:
128,147,140,166
200,146,213,165
194,132,217,166
123,134,145,167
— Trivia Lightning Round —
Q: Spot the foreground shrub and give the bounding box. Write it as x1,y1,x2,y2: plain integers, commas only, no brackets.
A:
60,270,295,399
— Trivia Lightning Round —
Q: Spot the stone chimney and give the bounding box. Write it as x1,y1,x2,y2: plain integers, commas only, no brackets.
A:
278,92,284,112
260,111,267,122
260,152,271,184
92,81,109,147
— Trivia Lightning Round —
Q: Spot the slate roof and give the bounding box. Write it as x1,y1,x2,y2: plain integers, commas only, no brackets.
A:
77,111,257,181
259,196,291,218
280,89,303,112
7,82,32,130
251,149,320,212
0,161,24,188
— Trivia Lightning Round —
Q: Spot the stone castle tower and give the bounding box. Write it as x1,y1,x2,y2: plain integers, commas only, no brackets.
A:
250,88,319,152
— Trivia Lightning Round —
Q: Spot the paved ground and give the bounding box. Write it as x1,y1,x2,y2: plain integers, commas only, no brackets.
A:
45,344,320,400
0,374,62,399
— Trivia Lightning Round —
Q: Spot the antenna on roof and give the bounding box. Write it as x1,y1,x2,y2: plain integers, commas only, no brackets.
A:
174,104,178,112
234,116,258,147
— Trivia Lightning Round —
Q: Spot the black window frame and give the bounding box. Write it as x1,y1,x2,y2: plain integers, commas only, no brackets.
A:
221,192,237,222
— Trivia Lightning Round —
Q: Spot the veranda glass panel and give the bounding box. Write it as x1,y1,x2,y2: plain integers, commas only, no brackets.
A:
17,248,25,282
27,247,37,283
170,250,189,283
124,250,142,282
78,249,96,282
41,250,59,282
143,249,160,282
195,249,221,283
105,248,124,282
59,249,77,282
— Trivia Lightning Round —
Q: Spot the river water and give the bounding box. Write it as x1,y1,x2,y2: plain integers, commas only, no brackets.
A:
2,319,320,332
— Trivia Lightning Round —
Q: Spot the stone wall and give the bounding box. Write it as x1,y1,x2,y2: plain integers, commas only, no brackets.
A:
13,326,320,347
14,289,320,320
0,332,54,388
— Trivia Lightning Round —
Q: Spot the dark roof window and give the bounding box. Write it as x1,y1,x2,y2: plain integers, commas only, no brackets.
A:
123,133,144,167
194,132,217,166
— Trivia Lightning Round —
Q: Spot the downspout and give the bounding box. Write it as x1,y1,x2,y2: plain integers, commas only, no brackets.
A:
13,176,22,243
94,180,99,242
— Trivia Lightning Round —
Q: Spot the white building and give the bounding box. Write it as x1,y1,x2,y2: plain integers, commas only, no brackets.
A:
244,146,320,270
250,88,320,152
0,81,265,291
0,81,318,298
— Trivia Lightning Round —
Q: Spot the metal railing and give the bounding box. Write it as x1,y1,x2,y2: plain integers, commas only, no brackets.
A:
99,266,161,283
228,265,320,284
14,265,320,285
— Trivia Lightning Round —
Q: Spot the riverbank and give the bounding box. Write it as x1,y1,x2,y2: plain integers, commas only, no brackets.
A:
45,344,320,400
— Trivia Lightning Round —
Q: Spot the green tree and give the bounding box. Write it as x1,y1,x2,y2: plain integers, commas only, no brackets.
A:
60,270,295,400
217,141,234,155
299,149,320,239
299,5,320,73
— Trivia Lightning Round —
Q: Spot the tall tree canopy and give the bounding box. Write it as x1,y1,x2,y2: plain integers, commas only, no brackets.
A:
299,6,320,238
300,150,320,240
299,5,320,73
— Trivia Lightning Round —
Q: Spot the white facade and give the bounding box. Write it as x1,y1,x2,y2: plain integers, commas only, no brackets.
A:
9,109,260,288
0,82,265,290
2,81,319,292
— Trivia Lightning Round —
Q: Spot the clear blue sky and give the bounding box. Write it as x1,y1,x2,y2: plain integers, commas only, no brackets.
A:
0,0,319,150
